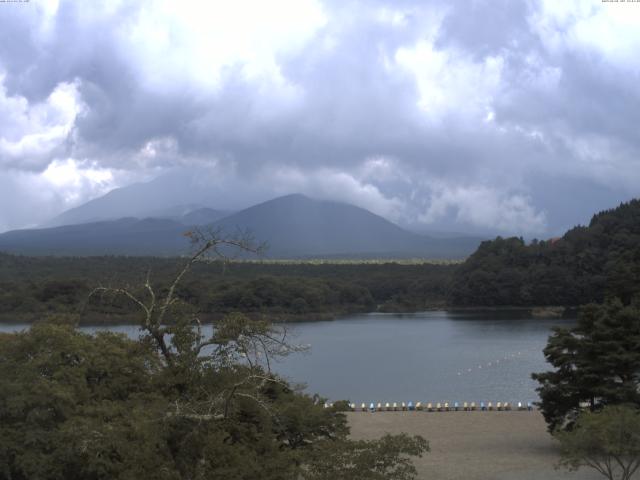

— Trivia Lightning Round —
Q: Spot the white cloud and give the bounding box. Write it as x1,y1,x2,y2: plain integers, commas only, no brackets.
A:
0,77,85,169
123,0,327,93
395,41,504,122
419,183,547,235
531,0,640,70
42,158,115,205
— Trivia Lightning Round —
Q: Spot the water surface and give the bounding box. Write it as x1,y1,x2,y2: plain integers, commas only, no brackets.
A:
1,311,569,405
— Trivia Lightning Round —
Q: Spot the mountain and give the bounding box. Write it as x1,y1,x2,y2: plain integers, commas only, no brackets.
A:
0,218,188,256
0,194,482,258
212,194,479,258
44,171,217,227
181,208,231,226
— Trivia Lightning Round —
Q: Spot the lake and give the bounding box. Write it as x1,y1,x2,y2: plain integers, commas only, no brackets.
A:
0,311,569,405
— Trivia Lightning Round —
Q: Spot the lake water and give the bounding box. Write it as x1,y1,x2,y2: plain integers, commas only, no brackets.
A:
0,311,569,405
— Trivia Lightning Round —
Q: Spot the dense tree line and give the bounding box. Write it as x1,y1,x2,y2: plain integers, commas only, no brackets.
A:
0,254,455,323
449,199,640,307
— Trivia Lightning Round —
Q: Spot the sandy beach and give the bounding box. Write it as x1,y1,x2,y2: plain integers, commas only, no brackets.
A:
347,411,604,480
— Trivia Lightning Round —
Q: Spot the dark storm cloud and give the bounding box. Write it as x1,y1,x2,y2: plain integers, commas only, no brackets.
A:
0,0,638,234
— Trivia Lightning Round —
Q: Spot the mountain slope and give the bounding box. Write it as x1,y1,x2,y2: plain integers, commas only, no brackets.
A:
0,218,188,256
0,194,482,258
181,208,230,226
45,172,209,227
211,194,476,258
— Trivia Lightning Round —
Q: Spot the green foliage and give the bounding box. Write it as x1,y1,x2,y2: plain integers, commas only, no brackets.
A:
555,405,640,480
0,237,428,479
0,320,427,480
0,254,455,323
449,199,640,306
303,433,429,480
532,300,640,432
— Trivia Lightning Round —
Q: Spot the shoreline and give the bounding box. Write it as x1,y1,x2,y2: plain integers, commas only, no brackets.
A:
347,411,599,480
0,305,578,326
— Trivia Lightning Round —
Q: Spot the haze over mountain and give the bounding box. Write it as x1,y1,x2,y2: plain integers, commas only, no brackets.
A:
44,172,217,227
0,194,482,258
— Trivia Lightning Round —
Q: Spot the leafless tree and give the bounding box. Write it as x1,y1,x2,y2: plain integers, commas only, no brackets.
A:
90,227,306,421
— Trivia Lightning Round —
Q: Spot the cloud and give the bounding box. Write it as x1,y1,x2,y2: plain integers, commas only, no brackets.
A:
0,0,638,235
0,77,84,170
419,184,547,235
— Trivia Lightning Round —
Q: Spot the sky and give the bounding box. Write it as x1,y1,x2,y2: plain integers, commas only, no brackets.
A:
0,0,639,236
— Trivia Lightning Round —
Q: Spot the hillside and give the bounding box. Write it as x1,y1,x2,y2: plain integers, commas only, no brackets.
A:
0,194,482,259
0,218,188,256
213,194,479,258
449,199,640,306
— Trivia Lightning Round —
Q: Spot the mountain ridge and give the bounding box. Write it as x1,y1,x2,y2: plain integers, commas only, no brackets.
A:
0,194,483,258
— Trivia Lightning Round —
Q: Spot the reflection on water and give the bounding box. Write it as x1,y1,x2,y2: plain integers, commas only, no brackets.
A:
0,311,572,404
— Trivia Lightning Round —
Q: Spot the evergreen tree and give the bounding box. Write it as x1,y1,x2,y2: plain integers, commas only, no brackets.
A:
532,299,640,432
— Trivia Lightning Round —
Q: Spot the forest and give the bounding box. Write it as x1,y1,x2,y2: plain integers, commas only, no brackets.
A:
1,199,639,323
0,254,455,323
449,199,640,307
